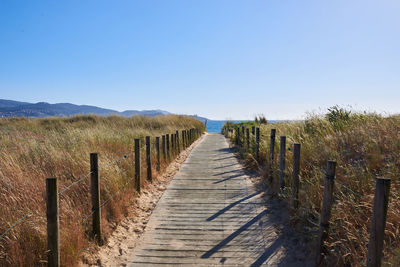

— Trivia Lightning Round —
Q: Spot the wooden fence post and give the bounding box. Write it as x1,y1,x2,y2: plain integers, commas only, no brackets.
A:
367,177,391,267
291,143,301,209
90,153,102,243
46,177,59,267
166,134,170,160
316,160,337,265
156,137,160,172
268,129,276,184
146,136,152,181
256,128,260,161
176,130,180,153
171,134,174,155
174,133,178,153
176,132,179,151
182,130,185,149
162,135,166,161
252,126,255,135
134,139,141,193
184,130,187,147
279,136,286,189
241,126,245,146
246,128,250,149
236,127,240,146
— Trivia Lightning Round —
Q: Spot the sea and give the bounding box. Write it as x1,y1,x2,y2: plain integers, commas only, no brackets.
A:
206,120,248,133
205,120,281,133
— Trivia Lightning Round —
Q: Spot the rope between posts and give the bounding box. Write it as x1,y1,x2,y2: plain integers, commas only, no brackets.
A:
335,180,400,218
100,152,132,170
59,171,93,196
59,153,131,196
82,176,135,223
81,136,190,223
0,213,31,241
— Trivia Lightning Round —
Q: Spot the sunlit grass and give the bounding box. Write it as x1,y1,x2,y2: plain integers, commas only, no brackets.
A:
225,109,400,266
0,114,205,266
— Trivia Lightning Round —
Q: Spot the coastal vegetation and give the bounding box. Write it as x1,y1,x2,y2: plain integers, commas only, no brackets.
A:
224,107,400,266
0,114,205,266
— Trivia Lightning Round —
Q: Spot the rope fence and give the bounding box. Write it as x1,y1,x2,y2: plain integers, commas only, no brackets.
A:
222,124,396,267
0,213,31,241
0,127,203,267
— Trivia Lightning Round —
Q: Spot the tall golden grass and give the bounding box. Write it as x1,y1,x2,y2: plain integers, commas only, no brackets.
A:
0,114,205,266
225,110,400,266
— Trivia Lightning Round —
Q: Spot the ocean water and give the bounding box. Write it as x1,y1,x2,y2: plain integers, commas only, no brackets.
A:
206,120,247,133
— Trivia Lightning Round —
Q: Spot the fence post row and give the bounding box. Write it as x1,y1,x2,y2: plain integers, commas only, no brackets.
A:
43,129,205,266
246,128,250,149
90,153,102,244
146,136,152,181
268,129,276,185
46,177,59,267
224,122,394,266
291,143,301,209
316,160,337,266
156,137,160,171
367,177,391,267
279,136,286,189
134,139,141,193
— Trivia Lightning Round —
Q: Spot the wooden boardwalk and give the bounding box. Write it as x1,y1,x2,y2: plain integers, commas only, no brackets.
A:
128,133,308,266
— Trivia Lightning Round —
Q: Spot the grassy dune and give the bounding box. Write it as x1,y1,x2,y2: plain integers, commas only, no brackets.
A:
0,115,205,266
224,109,400,266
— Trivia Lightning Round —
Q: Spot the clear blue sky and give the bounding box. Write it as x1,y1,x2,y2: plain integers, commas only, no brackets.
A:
1,0,399,120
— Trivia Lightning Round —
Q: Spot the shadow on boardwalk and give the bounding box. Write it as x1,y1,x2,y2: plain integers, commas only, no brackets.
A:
199,145,313,266
128,134,312,266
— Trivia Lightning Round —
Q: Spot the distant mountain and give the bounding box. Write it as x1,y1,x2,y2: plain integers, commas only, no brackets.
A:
0,99,30,108
191,114,208,124
121,109,170,117
0,99,171,118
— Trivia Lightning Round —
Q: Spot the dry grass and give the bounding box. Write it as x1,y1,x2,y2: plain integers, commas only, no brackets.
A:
0,114,205,266
225,111,400,266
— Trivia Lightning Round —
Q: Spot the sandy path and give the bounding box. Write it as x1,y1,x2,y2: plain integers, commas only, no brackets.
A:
79,134,205,267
